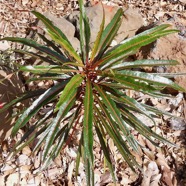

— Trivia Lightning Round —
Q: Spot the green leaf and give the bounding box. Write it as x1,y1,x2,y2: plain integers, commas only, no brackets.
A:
103,86,156,125
41,124,69,169
75,133,83,178
78,0,91,64
20,65,78,74
0,89,45,114
33,122,54,152
14,49,57,65
142,103,181,118
0,37,67,64
11,80,69,136
47,30,83,64
94,84,139,152
26,74,71,83
13,110,53,154
119,107,175,146
150,72,186,78
90,3,105,61
32,11,71,45
37,33,64,55
111,59,179,70
93,8,123,63
115,70,185,91
93,24,178,69
55,74,83,111
95,124,116,182
98,70,185,92
83,79,94,186
32,11,82,64
94,104,139,171
99,75,157,93
43,88,78,160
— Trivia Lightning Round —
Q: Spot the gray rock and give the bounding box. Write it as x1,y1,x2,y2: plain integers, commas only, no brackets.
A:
38,12,80,51
38,4,144,52
168,118,186,131
85,3,144,45
68,2,144,47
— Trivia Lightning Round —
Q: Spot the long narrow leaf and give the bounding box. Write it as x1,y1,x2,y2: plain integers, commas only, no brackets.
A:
14,49,57,65
20,65,78,74
94,105,139,171
0,37,67,64
95,124,116,182
0,89,45,114
83,79,94,186
111,59,179,70
43,88,78,160
93,8,123,62
47,30,83,64
90,3,105,61
93,24,178,68
78,0,91,64
12,80,69,136
98,70,185,92
94,84,139,152
55,74,83,111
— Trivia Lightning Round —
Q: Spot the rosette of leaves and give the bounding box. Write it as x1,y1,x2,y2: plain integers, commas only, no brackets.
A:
0,1,185,185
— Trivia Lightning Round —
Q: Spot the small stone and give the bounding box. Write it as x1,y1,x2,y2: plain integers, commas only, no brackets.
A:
0,41,10,51
17,154,31,165
1,165,15,176
168,118,186,131
22,146,32,156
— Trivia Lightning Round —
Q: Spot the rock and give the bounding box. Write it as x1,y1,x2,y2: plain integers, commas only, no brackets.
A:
6,173,19,186
37,4,144,53
168,118,186,131
1,164,15,176
86,3,144,44
0,41,10,51
38,11,80,51
17,154,31,165
69,2,144,47
149,14,186,90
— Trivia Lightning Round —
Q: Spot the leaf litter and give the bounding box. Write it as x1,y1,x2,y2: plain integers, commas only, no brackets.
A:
0,0,186,185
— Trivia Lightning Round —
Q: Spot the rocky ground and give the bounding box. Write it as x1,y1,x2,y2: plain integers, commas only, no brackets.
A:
0,0,186,185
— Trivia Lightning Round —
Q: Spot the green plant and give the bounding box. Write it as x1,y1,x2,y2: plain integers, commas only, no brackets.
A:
0,1,185,185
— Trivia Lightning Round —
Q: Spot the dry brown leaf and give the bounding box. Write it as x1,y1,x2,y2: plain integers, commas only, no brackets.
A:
156,152,170,169
18,165,31,178
27,175,41,185
1,164,15,176
54,155,62,167
0,176,5,186
161,166,174,186
47,167,63,180
21,0,29,6
100,171,112,186
150,173,161,186
22,146,32,156
145,139,156,152
67,161,75,185
141,161,160,186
